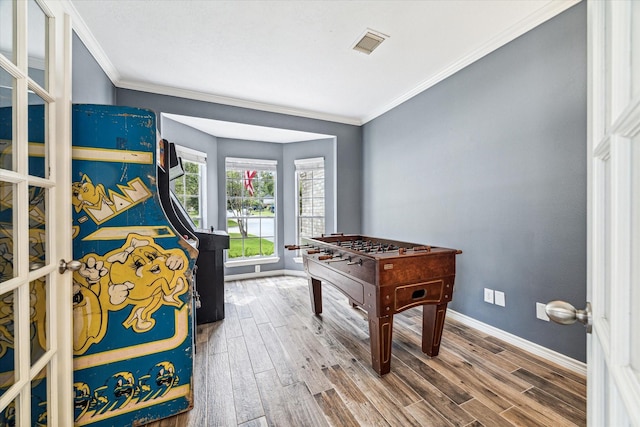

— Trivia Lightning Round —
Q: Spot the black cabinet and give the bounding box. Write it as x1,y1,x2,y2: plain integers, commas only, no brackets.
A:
194,230,229,324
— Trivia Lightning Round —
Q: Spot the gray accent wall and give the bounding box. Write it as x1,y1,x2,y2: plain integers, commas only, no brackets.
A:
362,2,587,361
72,32,115,105
115,89,363,235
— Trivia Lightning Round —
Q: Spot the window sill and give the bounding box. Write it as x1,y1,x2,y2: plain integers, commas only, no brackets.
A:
225,256,280,268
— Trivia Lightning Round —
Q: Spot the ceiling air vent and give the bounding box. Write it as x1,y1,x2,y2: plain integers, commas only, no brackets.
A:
352,29,389,55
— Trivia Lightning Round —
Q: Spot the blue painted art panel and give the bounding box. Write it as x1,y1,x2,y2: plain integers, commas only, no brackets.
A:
71,105,197,426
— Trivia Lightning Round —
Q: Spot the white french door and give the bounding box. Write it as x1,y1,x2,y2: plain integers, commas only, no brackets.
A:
588,0,640,425
0,0,72,425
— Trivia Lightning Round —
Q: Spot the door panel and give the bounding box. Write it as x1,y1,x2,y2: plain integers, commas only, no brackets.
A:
631,136,640,375
0,0,72,424
589,0,640,425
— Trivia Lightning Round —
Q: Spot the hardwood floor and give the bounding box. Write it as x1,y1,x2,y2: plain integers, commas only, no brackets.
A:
144,276,586,427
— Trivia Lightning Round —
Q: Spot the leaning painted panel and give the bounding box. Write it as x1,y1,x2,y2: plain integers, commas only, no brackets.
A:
71,105,197,426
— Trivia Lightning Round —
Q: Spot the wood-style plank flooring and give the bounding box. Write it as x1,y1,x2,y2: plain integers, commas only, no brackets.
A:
144,276,586,427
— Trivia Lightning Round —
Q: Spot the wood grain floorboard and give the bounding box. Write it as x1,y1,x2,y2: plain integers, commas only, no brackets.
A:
143,276,586,427
227,336,264,423
314,388,361,427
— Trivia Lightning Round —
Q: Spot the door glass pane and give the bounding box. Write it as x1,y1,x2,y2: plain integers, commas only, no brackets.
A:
0,398,16,426
31,365,47,426
0,181,14,284
0,0,14,64
28,94,46,179
631,136,640,375
28,0,47,89
632,2,640,99
0,68,14,172
0,289,16,399
29,185,47,268
30,275,47,364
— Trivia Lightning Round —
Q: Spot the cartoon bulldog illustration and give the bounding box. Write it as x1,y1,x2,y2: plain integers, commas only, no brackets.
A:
105,234,188,332
72,233,189,353
71,174,113,214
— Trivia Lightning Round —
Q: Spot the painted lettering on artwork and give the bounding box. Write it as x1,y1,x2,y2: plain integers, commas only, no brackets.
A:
73,360,181,423
72,174,152,224
73,233,189,354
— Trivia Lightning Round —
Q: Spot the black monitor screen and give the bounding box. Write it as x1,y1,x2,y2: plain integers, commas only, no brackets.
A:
168,142,185,180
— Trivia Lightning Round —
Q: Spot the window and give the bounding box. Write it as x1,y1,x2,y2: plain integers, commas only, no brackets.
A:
226,157,276,260
296,157,325,244
171,146,207,228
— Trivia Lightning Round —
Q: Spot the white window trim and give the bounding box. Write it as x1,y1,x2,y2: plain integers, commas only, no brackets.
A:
225,157,278,262
224,256,280,268
175,145,207,229
295,157,325,246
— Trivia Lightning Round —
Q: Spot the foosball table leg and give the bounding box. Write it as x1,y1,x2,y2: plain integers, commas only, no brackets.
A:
309,277,323,315
422,303,448,356
368,314,393,376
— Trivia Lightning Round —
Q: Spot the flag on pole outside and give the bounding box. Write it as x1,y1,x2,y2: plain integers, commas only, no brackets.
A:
244,170,257,196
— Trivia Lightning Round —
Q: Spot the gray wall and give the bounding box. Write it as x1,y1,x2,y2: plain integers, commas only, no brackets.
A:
116,89,363,235
72,32,115,105
362,2,587,361
161,118,219,229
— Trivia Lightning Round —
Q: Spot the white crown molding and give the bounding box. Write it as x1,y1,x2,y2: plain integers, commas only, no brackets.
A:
361,0,581,124
58,0,120,85
117,80,362,126
446,309,587,376
59,0,578,127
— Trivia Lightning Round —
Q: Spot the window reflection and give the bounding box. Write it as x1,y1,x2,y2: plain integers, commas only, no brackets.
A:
0,181,14,284
28,96,47,179
0,290,16,402
28,0,47,89
0,0,14,64
31,365,48,426
0,68,14,172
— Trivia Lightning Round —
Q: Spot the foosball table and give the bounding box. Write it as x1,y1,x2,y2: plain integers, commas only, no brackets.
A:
287,234,462,376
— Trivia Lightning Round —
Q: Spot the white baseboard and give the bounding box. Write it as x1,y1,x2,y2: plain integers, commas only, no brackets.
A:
224,269,306,281
446,309,587,376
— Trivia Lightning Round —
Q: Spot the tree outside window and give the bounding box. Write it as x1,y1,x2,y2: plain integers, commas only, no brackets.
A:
226,158,276,259
171,146,206,229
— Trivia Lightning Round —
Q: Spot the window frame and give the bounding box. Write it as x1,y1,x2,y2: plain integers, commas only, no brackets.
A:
295,157,325,245
171,145,207,229
225,157,278,266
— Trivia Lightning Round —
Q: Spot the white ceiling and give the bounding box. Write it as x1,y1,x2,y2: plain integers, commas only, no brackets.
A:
162,113,333,143
68,0,579,127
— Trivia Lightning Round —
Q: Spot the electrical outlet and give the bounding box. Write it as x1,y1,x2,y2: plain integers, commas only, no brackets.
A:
536,302,550,321
494,291,505,307
255,265,261,273
484,288,494,304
